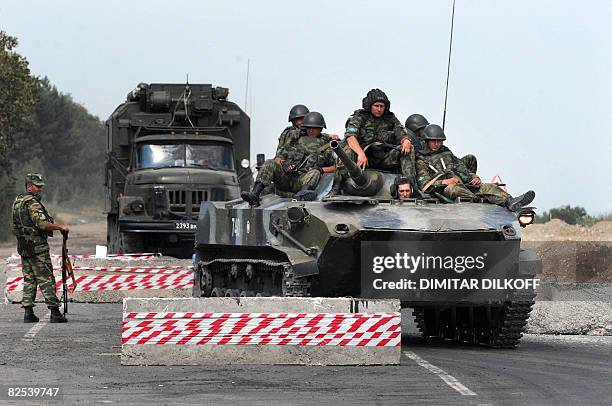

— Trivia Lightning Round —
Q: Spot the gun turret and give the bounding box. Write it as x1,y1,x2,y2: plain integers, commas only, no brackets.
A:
330,140,382,196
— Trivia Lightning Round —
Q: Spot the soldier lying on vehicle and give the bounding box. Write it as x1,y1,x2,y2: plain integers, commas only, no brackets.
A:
416,124,535,211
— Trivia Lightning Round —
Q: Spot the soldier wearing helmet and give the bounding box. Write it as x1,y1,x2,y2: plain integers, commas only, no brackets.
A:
242,112,336,206
330,89,415,196
11,173,70,323
416,125,535,211
275,105,340,159
406,113,478,174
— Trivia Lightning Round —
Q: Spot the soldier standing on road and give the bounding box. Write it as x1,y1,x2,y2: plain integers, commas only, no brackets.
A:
415,125,535,211
11,173,70,323
242,112,336,206
329,89,415,195
406,113,478,175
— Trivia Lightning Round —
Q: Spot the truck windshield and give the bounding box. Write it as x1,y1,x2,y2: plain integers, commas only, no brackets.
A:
136,142,235,171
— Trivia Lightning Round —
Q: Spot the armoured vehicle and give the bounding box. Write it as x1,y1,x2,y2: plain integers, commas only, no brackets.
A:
105,82,251,257
193,141,542,347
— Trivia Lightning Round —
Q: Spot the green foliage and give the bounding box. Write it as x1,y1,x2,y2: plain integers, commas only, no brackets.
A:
12,78,106,206
0,31,38,240
536,205,600,227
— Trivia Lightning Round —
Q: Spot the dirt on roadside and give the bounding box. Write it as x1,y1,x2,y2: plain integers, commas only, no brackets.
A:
522,219,612,283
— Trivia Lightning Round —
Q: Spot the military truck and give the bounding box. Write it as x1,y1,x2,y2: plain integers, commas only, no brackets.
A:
192,140,542,348
105,82,252,257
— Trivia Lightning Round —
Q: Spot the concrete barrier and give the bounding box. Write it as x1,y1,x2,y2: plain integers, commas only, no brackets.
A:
121,297,401,366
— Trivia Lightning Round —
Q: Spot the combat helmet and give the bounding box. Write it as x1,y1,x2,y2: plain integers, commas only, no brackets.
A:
301,112,326,129
422,124,446,141
25,173,45,187
405,114,429,132
362,88,390,111
288,104,310,122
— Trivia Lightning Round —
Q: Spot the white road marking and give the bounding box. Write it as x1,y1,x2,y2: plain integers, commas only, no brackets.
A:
404,351,477,396
22,312,51,342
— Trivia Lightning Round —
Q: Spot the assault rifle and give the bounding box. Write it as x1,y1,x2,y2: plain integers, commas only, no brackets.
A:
61,230,76,316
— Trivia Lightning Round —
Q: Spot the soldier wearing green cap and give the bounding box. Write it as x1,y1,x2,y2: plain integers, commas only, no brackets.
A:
11,173,70,323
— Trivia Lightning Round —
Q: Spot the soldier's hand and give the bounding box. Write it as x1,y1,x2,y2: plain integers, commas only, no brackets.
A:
357,153,368,170
282,161,296,173
442,178,459,186
401,139,412,155
328,133,341,141
59,225,70,233
470,176,482,185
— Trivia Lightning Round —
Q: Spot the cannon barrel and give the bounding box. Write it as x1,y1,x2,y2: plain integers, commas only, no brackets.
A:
330,140,368,187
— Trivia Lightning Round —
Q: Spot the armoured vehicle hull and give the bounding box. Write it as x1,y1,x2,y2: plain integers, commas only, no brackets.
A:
194,172,542,348
105,83,251,257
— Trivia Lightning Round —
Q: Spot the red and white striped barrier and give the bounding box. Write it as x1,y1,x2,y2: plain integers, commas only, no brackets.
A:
6,271,193,293
121,298,402,365
8,252,162,261
6,264,191,274
122,312,400,347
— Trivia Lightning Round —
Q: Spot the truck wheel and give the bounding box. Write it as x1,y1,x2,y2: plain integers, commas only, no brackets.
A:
121,232,144,254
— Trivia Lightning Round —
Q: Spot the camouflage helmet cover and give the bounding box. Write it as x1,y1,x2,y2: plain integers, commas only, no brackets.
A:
26,173,45,187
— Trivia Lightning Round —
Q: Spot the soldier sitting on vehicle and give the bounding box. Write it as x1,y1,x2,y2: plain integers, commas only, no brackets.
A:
275,104,340,158
242,112,336,206
406,113,478,175
416,124,535,211
329,88,415,196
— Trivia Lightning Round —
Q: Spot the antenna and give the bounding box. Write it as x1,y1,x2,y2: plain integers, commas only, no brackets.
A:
244,58,250,111
442,0,456,131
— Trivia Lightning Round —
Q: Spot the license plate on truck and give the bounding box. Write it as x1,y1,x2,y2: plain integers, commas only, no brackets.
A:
174,222,197,230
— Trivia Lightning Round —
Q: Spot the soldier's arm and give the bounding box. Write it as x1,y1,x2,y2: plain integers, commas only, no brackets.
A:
416,160,435,190
321,149,337,173
28,202,69,233
391,115,410,144
450,153,473,183
275,131,287,158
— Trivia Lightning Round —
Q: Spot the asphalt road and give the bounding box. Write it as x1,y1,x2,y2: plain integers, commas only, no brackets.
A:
0,303,610,405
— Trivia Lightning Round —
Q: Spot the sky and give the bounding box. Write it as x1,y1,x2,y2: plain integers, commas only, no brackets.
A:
1,0,610,214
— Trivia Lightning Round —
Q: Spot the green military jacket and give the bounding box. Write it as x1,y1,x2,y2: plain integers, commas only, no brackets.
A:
279,130,336,173
344,109,409,148
277,126,337,157
416,146,473,191
12,192,53,254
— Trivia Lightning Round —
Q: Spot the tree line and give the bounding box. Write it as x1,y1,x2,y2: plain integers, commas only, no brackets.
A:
1,31,105,240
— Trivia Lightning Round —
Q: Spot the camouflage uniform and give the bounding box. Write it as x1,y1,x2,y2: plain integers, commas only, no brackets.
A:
11,192,60,309
416,145,508,205
338,109,415,180
258,129,335,194
276,126,337,157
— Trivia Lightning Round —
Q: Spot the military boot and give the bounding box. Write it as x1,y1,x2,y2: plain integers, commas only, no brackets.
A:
241,182,265,206
24,307,39,323
505,190,536,212
49,307,67,323
294,185,317,201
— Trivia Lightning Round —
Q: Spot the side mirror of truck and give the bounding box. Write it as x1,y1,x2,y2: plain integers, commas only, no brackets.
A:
256,153,266,170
